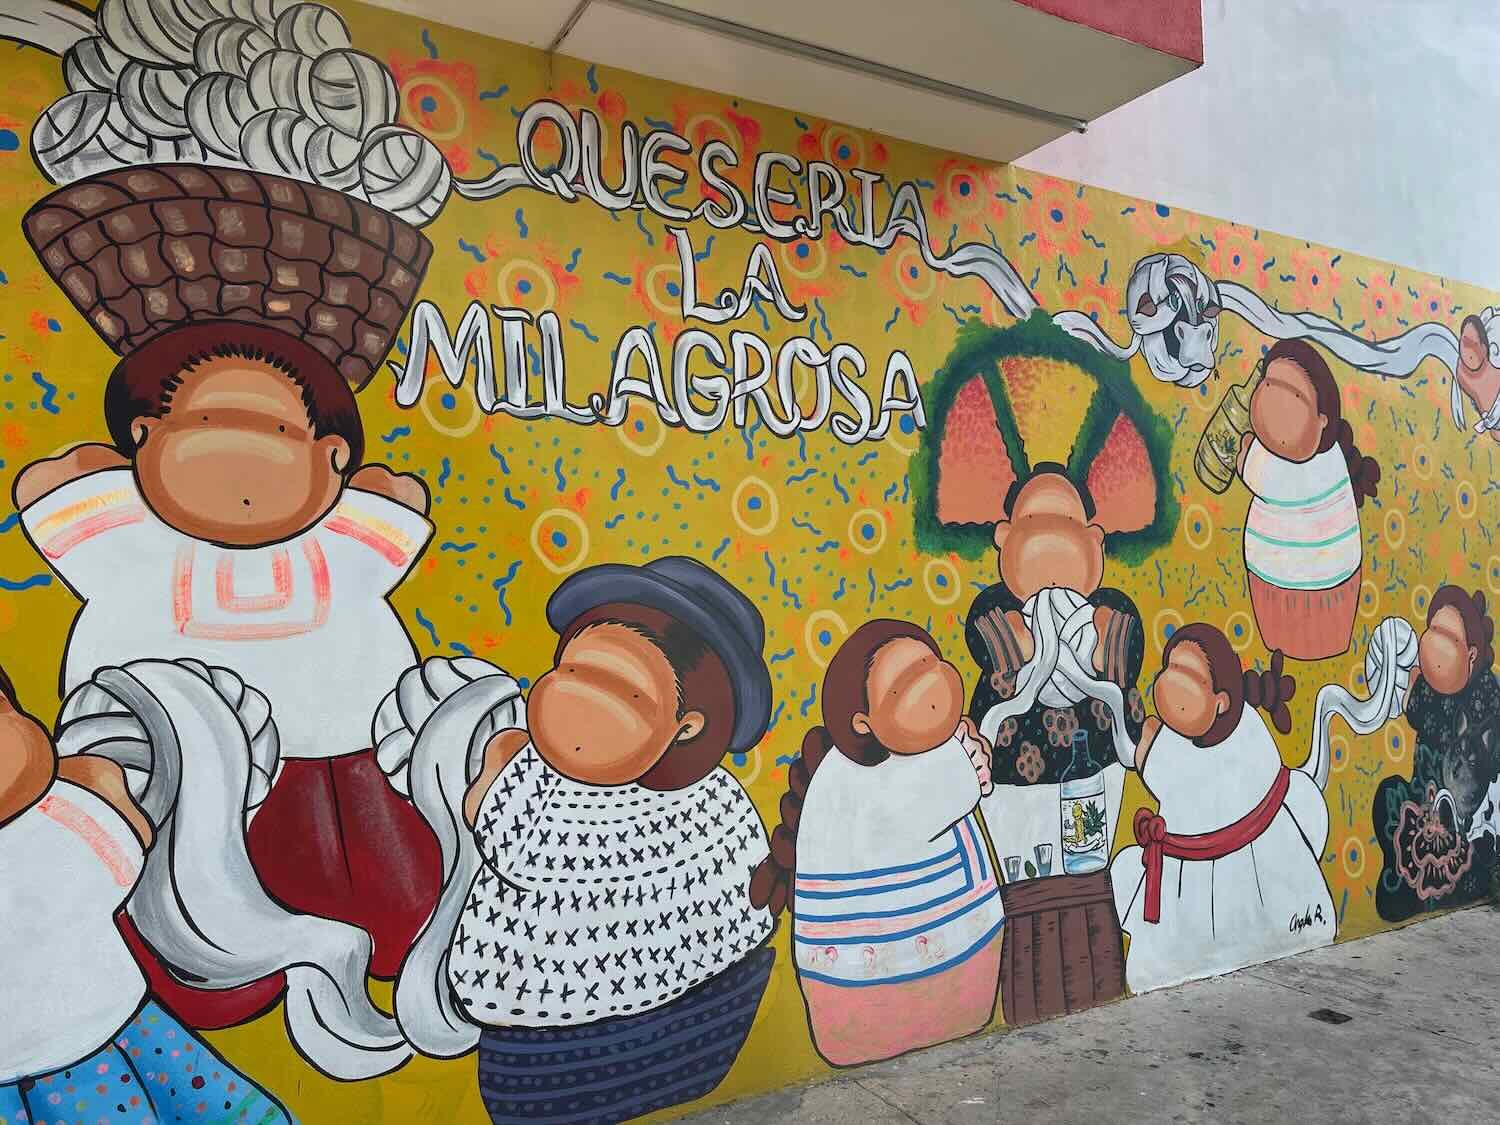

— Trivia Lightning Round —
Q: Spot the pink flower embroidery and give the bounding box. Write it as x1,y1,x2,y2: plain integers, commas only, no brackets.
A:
1017,741,1045,784
1394,785,1474,901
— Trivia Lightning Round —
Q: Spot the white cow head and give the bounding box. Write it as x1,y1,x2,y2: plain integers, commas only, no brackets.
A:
1126,253,1223,387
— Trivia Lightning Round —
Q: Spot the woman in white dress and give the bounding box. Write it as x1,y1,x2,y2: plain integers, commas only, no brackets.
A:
1112,625,1334,994
752,620,998,1067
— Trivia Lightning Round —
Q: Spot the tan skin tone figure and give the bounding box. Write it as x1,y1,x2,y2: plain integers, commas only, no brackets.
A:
1237,355,1325,472
1413,604,1476,700
1134,641,1226,772
992,473,1120,671
1457,319,1500,443
1131,609,1472,771
462,628,995,825
0,685,152,849
13,357,426,537
854,637,992,787
464,623,707,826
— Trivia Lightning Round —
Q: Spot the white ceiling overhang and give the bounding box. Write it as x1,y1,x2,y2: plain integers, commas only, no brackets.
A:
363,0,1202,163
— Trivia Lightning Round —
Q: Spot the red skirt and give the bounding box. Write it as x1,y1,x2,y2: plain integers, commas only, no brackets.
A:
121,748,442,1029
1248,568,1361,661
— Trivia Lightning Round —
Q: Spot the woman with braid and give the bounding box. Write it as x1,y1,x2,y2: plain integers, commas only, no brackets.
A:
751,620,999,1066
1112,626,1334,994
1235,339,1382,660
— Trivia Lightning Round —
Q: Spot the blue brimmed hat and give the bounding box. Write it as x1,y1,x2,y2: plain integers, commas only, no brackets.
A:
545,556,771,753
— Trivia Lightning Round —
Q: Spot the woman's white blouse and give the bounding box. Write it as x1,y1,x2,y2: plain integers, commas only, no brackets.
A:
793,736,1002,988
22,468,431,760
0,781,147,1081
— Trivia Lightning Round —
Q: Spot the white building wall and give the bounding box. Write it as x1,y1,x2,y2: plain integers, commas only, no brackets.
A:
1019,0,1500,289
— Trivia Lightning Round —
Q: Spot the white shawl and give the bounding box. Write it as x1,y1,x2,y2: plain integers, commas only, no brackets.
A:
55,659,412,1081
1304,616,1418,789
376,657,527,1058
978,586,1138,768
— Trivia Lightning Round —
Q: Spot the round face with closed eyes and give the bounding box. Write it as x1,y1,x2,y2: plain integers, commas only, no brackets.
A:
1250,356,1325,463
1151,641,1229,741
131,356,350,547
991,473,1106,603
852,636,965,755
1456,319,1500,417
1418,604,1476,697
1459,319,1489,377
527,622,706,786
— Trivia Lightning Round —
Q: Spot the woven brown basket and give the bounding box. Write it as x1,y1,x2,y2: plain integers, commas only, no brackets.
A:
22,164,433,391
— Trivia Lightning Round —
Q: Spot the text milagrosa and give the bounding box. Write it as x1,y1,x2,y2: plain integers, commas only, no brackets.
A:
390,228,926,445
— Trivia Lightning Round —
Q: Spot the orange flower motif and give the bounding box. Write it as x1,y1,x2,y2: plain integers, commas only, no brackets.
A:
629,243,702,343
1059,278,1121,327
1409,278,1451,326
878,239,944,328
774,234,849,306
386,53,499,176
464,238,583,315
796,121,886,171
1023,177,1093,260
931,159,1004,233
1341,375,1369,416
668,96,761,195
1360,272,1405,337
1288,247,1343,311
1127,199,1189,246
1205,224,1268,291
496,75,629,175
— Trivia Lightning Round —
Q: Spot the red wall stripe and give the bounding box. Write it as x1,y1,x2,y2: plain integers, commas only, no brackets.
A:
1013,0,1203,64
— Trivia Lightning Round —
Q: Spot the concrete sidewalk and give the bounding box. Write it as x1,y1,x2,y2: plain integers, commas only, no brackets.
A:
680,907,1498,1125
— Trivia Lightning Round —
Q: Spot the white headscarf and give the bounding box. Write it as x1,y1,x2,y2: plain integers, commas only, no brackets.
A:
374,657,526,1058
978,586,1137,768
55,657,411,1080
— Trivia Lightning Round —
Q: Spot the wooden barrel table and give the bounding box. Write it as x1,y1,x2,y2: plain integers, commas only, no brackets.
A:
998,870,1126,1026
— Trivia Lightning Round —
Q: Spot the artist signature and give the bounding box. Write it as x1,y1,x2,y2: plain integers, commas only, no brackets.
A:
1288,904,1328,934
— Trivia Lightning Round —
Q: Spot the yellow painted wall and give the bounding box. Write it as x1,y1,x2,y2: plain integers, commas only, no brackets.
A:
0,2,1493,1121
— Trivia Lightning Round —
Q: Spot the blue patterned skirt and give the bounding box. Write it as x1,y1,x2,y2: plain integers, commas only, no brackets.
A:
0,1002,291,1125
477,947,774,1125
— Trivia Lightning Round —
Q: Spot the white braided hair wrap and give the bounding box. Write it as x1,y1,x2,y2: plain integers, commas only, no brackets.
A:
54,657,411,1080
375,657,526,1057
978,586,1136,769
1304,616,1418,791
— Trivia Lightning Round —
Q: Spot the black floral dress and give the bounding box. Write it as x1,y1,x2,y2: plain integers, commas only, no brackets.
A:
964,582,1146,786
1372,671,1500,923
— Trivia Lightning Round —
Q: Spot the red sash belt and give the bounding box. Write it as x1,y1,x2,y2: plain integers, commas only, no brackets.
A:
1133,766,1290,924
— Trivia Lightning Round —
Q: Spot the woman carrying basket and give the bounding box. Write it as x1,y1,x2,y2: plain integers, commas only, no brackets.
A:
16,162,441,1027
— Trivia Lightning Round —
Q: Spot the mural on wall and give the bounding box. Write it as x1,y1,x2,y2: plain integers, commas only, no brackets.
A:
1110,633,1333,994
1,1,1498,1122
1372,586,1499,921
753,619,1000,1066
